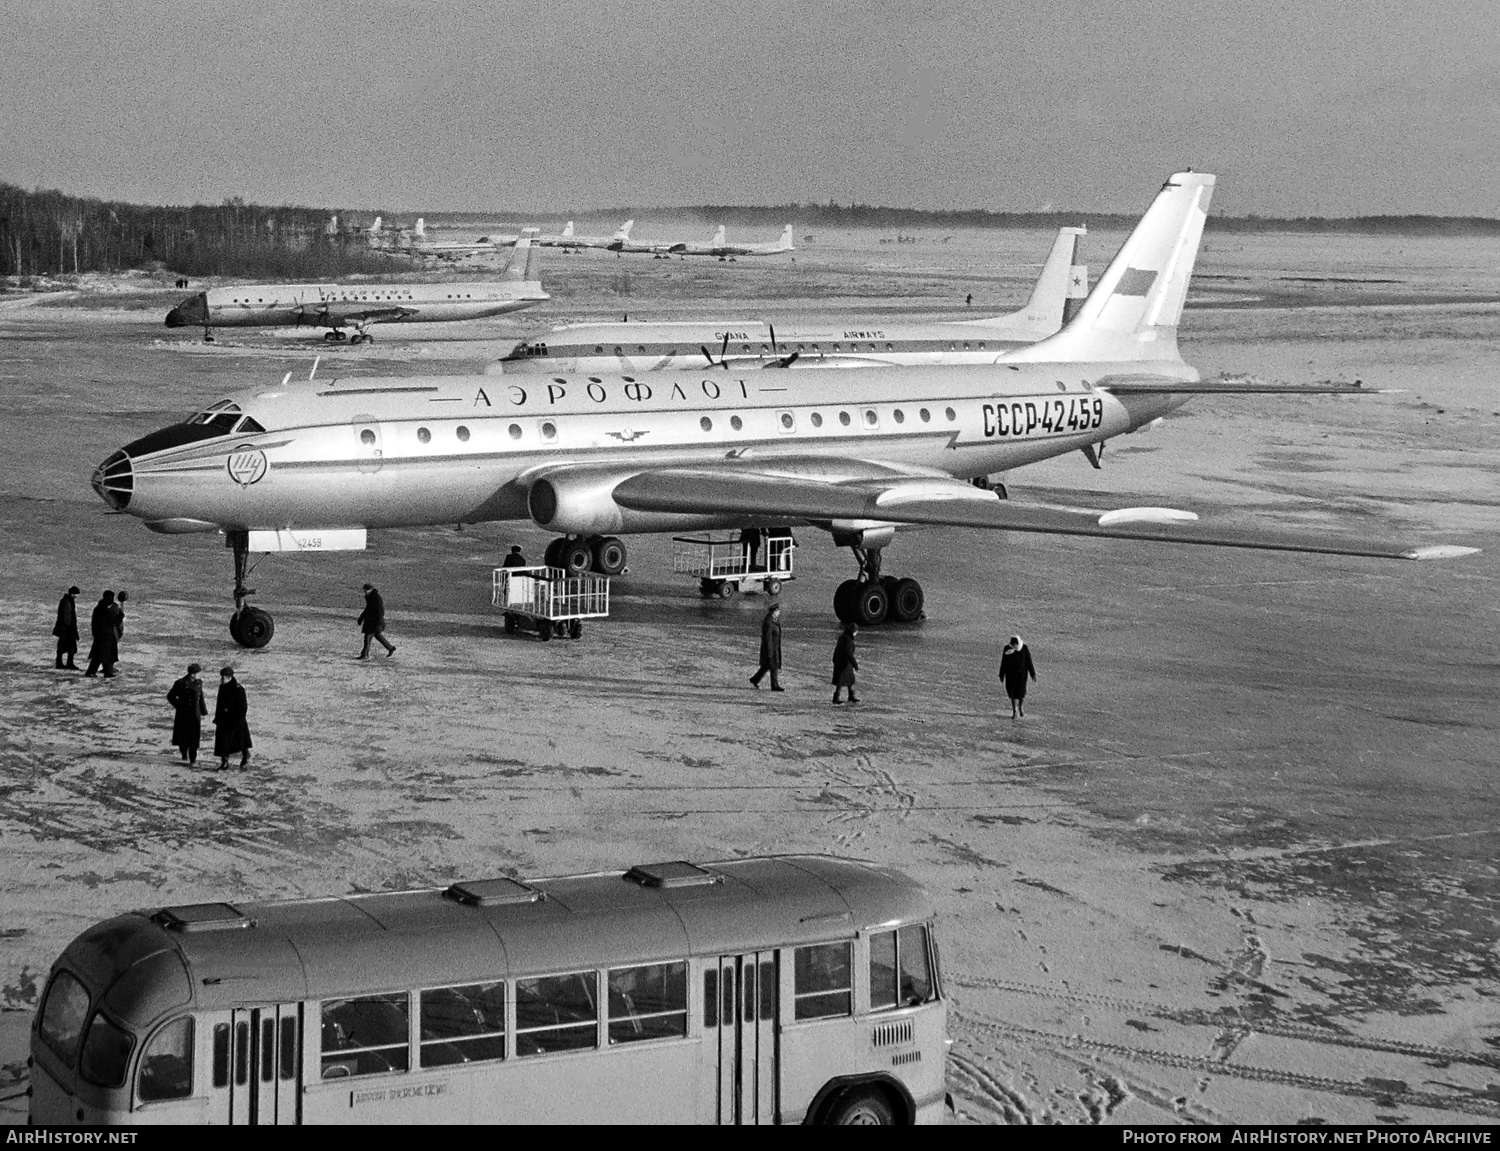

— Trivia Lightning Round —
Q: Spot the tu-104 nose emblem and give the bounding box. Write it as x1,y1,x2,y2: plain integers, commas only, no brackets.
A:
226,448,268,487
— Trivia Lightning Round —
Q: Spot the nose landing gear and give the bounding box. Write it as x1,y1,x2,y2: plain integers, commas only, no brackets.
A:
832,546,924,626
226,530,276,649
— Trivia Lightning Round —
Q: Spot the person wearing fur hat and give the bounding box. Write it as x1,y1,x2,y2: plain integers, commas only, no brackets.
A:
213,666,253,770
166,663,207,765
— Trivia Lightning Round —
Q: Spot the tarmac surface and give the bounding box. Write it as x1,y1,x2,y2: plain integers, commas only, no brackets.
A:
1,231,1498,1123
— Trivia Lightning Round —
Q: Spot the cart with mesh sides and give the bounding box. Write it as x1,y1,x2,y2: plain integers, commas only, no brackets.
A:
672,531,796,599
492,565,610,639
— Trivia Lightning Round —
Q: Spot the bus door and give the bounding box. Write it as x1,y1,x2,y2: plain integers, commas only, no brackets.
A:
709,952,779,1124
210,1005,302,1124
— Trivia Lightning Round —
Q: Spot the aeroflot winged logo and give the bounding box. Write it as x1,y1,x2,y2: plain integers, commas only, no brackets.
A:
226,448,268,487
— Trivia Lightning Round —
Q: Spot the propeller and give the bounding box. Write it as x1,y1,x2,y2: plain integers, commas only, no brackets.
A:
700,332,731,369
765,323,799,369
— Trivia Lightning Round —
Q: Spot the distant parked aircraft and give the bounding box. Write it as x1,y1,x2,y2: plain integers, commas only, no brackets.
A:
672,224,794,259
164,230,547,343
538,220,634,251
498,227,1088,374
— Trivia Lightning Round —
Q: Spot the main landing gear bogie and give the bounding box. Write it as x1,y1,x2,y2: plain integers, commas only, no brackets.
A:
833,545,924,626
544,534,628,577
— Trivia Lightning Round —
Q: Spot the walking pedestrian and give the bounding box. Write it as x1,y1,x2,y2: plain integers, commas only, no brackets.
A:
999,635,1036,718
739,527,764,571
83,590,120,678
53,585,80,669
502,545,527,569
357,584,396,659
831,622,860,705
213,666,252,770
750,603,784,691
166,663,207,766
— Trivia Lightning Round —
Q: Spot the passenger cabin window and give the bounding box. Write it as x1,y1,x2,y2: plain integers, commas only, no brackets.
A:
810,412,823,428
79,1012,134,1088
456,426,471,442
838,411,851,427
608,962,687,1044
38,971,90,1064
421,982,506,1067
417,427,431,444
540,421,557,441
321,993,411,1079
868,925,935,1011
508,423,522,440
138,1017,193,1102
730,415,743,431
516,971,598,1056
794,942,852,1020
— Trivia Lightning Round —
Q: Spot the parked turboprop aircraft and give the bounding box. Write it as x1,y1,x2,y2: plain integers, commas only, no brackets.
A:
406,218,515,257
498,227,1088,374
673,224,794,259
538,220,634,251
101,173,1476,649
163,231,547,343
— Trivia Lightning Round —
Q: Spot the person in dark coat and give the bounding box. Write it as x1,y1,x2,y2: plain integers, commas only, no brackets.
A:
739,527,764,571
84,590,120,678
999,635,1037,718
53,586,81,669
357,583,396,659
501,545,527,568
831,622,860,705
750,603,784,691
213,666,252,770
166,663,207,765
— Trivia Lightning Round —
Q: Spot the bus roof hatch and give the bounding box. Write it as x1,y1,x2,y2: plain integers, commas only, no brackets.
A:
444,877,545,907
624,861,722,889
151,903,254,933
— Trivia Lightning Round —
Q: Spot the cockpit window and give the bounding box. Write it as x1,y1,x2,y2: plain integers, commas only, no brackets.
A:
186,401,242,430
38,970,90,1065
236,416,266,434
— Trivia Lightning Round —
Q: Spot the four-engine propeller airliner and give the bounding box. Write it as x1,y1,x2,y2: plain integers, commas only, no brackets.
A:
538,220,634,251
100,173,1477,649
163,231,547,343
672,224,794,259
497,227,1088,374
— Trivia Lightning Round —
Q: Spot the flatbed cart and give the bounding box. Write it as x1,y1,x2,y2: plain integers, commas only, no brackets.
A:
492,564,610,639
673,531,796,599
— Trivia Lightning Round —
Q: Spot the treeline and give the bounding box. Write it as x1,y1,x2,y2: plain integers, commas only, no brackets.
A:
0,184,405,280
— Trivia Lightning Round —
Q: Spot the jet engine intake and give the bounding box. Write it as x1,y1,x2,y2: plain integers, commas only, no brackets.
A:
527,468,732,535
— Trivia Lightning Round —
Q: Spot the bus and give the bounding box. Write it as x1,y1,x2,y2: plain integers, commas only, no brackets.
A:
29,855,950,1125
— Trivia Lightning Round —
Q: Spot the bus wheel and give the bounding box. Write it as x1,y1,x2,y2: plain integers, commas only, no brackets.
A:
825,1086,895,1125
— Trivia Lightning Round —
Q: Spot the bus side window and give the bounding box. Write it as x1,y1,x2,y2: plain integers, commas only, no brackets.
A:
420,983,506,1067
320,994,410,1079
703,969,717,1029
515,972,597,1057
260,1018,275,1081
870,930,898,1010
899,925,934,1005
138,1017,193,1102
608,962,687,1044
279,1017,296,1080
759,959,776,1022
213,1023,230,1088
793,942,852,1020
234,1022,249,1086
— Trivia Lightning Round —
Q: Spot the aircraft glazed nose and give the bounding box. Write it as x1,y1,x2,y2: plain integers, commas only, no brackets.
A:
165,293,207,328
92,450,133,511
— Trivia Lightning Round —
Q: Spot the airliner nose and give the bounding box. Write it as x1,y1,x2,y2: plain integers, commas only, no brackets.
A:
92,450,133,511
165,293,208,328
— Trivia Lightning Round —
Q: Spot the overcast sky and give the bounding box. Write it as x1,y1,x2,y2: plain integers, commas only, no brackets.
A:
3,0,1497,216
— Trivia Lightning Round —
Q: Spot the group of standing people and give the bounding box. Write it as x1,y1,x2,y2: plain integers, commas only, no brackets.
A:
53,586,129,677
166,664,252,770
749,603,1036,713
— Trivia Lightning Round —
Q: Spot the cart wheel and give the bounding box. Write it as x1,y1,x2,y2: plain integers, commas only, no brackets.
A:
716,581,738,600
538,622,554,641
764,578,783,596
699,578,715,598
503,613,517,634
554,621,569,639
569,620,583,640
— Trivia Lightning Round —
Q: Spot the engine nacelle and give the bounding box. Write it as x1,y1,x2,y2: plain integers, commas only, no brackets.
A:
527,468,733,535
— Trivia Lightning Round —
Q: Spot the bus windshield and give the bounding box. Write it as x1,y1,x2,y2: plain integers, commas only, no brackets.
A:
37,971,90,1065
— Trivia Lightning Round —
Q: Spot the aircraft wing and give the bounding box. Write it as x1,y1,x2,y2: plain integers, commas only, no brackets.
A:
1095,374,1382,396
305,303,415,326
609,466,1477,561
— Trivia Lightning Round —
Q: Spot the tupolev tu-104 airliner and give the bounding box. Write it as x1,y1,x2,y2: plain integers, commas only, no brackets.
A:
95,173,1478,648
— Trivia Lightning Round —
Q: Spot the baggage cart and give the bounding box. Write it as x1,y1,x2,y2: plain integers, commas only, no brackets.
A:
672,530,796,599
492,564,610,640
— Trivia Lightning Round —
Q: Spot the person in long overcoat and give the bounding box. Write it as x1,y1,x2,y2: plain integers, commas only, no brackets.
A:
53,586,80,669
166,663,207,765
998,635,1037,718
750,603,784,691
213,666,252,770
357,583,396,659
84,590,120,678
831,622,860,705
501,545,527,569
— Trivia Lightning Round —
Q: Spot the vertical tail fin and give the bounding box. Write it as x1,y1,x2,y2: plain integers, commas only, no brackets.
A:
414,217,427,238
614,220,635,241
1007,171,1215,364
500,228,541,282
958,226,1085,335
711,224,726,247
562,221,575,238
778,223,794,250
